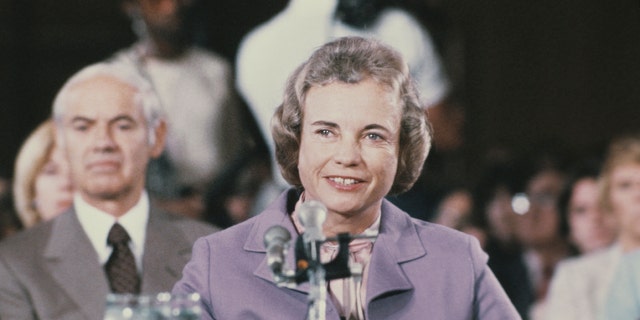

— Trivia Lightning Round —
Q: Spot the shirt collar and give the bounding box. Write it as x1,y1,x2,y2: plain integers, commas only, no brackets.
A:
74,191,149,267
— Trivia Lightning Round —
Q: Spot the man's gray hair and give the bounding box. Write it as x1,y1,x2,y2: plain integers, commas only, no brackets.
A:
52,61,165,145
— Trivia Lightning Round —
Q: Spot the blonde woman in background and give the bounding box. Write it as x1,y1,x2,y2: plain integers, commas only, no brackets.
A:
545,135,640,320
13,119,73,228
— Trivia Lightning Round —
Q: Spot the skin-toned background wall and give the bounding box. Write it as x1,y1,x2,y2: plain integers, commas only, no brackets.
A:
1,0,639,181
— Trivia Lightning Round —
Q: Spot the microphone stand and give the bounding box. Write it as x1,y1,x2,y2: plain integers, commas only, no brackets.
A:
305,238,326,320
268,233,377,320
265,200,376,320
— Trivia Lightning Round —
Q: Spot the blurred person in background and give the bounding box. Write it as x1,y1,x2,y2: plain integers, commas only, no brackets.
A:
431,187,487,247
471,150,531,319
600,248,640,319
588,133,640,319
113,0,267,221
545,154,621,319
509,150,573,320
12,119,73,228
432,187,473,230
557,158,617,254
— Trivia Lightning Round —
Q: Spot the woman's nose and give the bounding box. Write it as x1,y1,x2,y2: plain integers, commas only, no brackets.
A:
332,137,361,166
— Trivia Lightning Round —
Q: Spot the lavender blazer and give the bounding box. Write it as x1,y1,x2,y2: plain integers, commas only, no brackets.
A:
174,190,520,319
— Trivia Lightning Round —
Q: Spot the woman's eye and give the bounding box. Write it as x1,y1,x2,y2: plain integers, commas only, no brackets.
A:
317,129,332,136
366,133,382,140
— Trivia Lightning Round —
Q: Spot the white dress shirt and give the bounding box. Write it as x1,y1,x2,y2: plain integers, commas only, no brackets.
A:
74,192,150,273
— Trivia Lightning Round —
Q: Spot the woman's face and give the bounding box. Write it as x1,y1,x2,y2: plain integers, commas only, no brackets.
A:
568,178,617,253
513,170,564,248
609,163,640,250
34,145,73,221
298,78,401,221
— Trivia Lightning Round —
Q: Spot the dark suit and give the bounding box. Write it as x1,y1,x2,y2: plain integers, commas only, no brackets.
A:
0,205,217,320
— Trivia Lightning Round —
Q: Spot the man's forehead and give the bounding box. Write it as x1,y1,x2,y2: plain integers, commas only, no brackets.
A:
67,74,136,95
62,75,141,118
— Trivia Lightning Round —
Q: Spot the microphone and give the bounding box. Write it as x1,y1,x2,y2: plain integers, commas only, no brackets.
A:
297,200,329,320
298,200,327,245
263,225,291,275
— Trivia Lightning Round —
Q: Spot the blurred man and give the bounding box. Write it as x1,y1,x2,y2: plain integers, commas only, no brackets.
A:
0,62,217,320
114,0,264,219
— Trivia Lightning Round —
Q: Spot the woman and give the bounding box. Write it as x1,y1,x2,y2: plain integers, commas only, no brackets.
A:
597,134,640,319
546,135,640,320
173,36,518,319
13,119,73,228
557,159,617,255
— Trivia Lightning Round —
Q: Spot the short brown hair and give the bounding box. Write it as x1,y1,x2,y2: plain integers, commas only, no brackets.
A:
271,36,431,195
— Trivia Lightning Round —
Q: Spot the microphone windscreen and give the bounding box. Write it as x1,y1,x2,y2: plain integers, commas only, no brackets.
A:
264,225,291,248
298,200,327,242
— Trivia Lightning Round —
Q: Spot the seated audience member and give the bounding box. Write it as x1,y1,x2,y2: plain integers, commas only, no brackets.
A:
557,158,617,254
472,153,532,319
432,187,486,247
600,248,640,319
113,0,265,219
585,134,640,320
474,151,522,251
0,61,217,319
12,119,73,228
173,36,520,319
510,151,573,319
432,187,473,230
545,155,622,320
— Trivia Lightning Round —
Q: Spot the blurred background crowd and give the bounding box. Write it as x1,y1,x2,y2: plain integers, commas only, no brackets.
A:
1,0,640,319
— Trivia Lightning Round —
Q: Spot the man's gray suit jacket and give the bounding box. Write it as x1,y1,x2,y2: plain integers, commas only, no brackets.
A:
0,205,217,319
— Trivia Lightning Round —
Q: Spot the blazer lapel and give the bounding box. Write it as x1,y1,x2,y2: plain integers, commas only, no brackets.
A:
246,204,306,291
366,200,426,303
247,200,346,318
247,196,427,301
141,207,193,293
44,209,110,320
